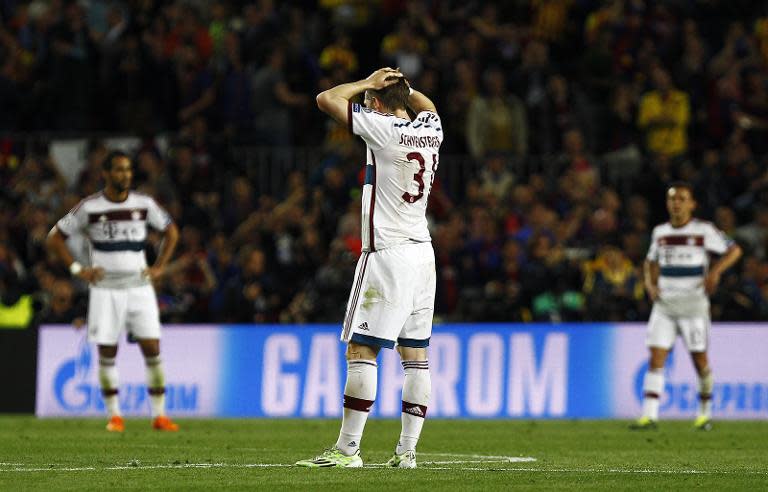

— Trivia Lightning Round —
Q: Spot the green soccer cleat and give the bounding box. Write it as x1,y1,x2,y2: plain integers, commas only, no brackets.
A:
386,450,417,469
629,416,658,430
693,416,713,431
295,448,363,468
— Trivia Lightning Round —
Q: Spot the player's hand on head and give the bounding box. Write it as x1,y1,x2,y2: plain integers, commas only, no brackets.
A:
367,67,403,90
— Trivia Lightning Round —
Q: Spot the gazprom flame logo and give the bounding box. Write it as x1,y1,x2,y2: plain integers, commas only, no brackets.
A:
51,338,199,414
633,356,675,404
54,341,96,412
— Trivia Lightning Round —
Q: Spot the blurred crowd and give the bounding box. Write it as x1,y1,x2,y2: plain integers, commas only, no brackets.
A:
2,0,768,326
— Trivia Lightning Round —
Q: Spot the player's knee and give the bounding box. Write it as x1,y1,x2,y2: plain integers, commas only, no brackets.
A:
691,352,709,372
648,348,668,369
398,346,427,361
346,342,379,361
138,339,161,358
98,344,118,358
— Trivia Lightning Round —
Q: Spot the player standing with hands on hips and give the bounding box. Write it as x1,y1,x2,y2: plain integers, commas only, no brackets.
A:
47,151,181,432
631,182,742,431
296,68,442,468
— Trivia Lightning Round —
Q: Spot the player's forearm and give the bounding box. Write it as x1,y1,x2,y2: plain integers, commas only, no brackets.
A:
643,260,658,289
46,227,75,267
710,245,742,276
407,89,436,113
153,223,179,269
317,79,374,106
316,79,373,122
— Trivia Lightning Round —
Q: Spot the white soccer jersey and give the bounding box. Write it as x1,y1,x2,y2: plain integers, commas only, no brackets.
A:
348,102,443,252
646,219,734,315
57,191,172,276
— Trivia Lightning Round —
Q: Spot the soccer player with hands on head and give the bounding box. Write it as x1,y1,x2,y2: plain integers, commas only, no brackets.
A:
631,182,742,431
47,151,181,433
296,67,442,468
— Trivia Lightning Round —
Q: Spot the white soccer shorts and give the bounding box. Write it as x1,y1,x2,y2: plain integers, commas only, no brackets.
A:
646,305,710,352
87,284,162,345
341,242,436,349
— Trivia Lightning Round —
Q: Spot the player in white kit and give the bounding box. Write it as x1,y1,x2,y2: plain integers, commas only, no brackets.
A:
631,182,741,431
47,151,181,432
297,68,441,468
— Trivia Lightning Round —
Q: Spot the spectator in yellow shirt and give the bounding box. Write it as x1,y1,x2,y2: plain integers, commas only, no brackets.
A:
637,66,691,158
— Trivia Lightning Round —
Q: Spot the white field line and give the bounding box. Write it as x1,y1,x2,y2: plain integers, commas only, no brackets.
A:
418,467,768,475
0,454,531,473
2,457,766,476
0,463,292,472
420,453,536,461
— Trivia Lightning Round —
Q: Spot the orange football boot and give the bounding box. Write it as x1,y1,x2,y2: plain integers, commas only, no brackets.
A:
106,415,125,432
152,416,180,431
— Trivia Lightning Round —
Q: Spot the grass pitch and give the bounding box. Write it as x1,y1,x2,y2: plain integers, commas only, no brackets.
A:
0,417,766,490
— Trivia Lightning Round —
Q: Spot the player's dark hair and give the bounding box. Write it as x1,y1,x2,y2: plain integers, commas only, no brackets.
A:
102,150,129,171
667,181,695,198
369,77,409,112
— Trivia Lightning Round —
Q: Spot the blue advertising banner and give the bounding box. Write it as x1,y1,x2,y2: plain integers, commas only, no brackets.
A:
36,323,768,419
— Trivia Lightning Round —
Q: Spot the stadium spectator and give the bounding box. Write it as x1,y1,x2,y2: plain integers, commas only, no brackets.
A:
637,65,691,158
251,43,310,145
40,278,84,325
49,2,97,130
466,67,527,160
221,247,277,323
582,244,644,321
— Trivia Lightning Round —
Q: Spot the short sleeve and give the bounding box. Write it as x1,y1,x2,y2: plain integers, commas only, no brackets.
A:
56,203,88,238
146,198,172,231
415,110,442,129
704,223,733,255
646,227,659,261
414,110,443,144
349,102,393,149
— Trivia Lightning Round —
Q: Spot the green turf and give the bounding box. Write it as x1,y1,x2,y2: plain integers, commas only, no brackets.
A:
0,417,766,490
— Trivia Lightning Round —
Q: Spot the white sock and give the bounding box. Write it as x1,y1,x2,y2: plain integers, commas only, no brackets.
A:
145,355,166,418
336,360,377,456
396,360,430,455
698,368,713,418
99,357,121,417
642,368,664,421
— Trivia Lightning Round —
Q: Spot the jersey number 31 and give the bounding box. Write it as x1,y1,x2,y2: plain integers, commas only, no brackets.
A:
402,152,438,203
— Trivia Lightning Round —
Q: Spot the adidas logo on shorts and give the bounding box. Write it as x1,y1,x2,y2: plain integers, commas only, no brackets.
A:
357,322,369,331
